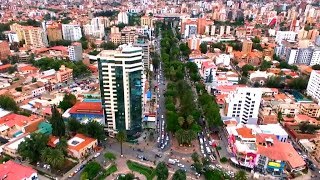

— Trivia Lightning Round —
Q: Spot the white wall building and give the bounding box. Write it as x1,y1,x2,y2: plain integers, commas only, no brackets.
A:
225,87,263,124
306,70,320,103
68,42,83,61
62,24,82,41
215,54,231,66
118,12,129,24
83,17,105,39
97,44,145,136
275,31,297,44
309,49,320,66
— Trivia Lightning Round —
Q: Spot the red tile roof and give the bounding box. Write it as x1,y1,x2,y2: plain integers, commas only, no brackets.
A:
69,102,103,115
236,127,255,139
68,133,97,152
0,160,36,180
0,114,31,128
0,64,12,70
19,65,38,72
257,134,305,169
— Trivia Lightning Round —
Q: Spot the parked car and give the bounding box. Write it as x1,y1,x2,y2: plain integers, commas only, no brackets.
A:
94,152,101,158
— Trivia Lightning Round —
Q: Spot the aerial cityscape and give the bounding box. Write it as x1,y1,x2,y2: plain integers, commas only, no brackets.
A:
0,0,320,179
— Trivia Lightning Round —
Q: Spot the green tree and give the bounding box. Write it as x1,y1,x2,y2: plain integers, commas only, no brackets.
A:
199,42,208,54
85,121,106,141
56,137,68,155
101,41,117,50
0,95,19,112
18,133,49,162
204,169,229,180
67,118,83,132
235,170,247,180
251,36,260,44
259,60,272,71
104,152,116,162
59,93,77,111
82,161,102,179
288,77,309,90
299,122,320,134
49,105,66,137
41,148,65,169
265,76,283,88
155,162,169,180
312,64,320,70
241,64,254,76
191,152,200,163
116,130,127,157
172,169,186,180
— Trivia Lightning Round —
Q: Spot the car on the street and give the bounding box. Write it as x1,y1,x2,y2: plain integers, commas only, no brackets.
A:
94,152,100,158
177,163,185,168
155,153,162,158
137,148,144,152
68,172,74,178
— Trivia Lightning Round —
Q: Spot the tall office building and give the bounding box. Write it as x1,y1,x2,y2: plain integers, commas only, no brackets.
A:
306,70,320,103
47,24,63,42
225,87,262,124
133,38,150,71
242,40,253,54
68,42,83,61
97,44,145,136
62,24,82,41
10,23,48,48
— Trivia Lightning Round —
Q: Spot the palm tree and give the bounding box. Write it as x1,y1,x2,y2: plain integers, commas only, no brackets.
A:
116,130,127,157
41,148,65,169
41,147,51,162
235,170,247,180
49,149,65,169
56,137,68,155
175,129,184,145
186,115,194,127
177,117,185,127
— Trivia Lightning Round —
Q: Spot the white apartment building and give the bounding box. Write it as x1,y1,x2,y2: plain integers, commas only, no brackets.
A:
118,11,129,24
225,87,263,124
309,48,320,66
83,17,106,39
307,70,320,103
275,31,297,44
62,24,82,41
133,39,150,71
97,44,145,136
68,42,83,61
215,54,231,66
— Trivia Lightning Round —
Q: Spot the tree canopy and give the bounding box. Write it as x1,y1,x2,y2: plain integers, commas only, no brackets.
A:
32,57,91,78
0,95,19,112
18,133,49,162
199,42,208,54
82,161,102,179
59,93,77,112
155,162,169,180
172,169,186,180
50,105,66,137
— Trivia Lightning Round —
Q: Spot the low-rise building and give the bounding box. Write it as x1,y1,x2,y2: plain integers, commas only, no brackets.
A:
226,124,305,175
68,102,103,124
67,133,98,159
259,107,278,124
278,103,300,117
0,160,38,180
299,103,320,118
56,65,73,83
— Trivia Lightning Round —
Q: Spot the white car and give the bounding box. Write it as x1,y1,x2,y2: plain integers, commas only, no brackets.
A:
94,152,101,158
177,163,185,168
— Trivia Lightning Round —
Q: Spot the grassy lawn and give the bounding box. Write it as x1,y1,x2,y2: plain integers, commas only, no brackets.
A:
126,160,155,180
96,164,118,180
